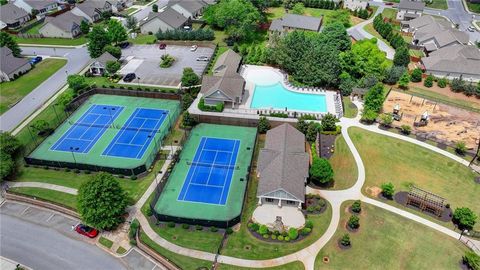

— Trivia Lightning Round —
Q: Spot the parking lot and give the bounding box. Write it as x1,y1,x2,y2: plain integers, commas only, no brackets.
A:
119,44,214,87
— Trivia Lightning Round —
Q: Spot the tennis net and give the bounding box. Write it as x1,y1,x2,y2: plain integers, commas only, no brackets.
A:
186,161,239,170
69,121,162,134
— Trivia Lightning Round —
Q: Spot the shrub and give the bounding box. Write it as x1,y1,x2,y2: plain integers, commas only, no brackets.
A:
463,251,480,270
284,236,290,242
300,227,311,235
167,222,175,228
451,76,465,92
156,28,215,41
321,113,338,132
340,233,351,246
258,224,269,235
106,60,121,74
181,67,200,87
182,224,190,229
145,208,153,216
210,227,218,232
198,98,224,112
263,234,269,239
195,225,203,230
278,235,284,241
351,200,361,213
226,227,233,234
437,77,448,88
305,219,314,229
400,125,411,135
130,175,137,180
159,54,175,68
380,113,393,127
309,157,334,185
398,72,410,89
67,74,88,93
453,207,477,230
381,182,395,199
271,234,277,240
307,205,316,213
258,116,270,134
455,141,467,155
249,222,260,231
288,228,299,240
410,68,423,82
347,215,360,229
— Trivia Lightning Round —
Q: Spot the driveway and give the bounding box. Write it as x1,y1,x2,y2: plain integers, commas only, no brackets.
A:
133,0,169,21
0,46,90,132
119,44,214,86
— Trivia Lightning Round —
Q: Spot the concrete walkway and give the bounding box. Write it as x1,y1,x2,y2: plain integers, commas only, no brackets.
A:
6,181,77,195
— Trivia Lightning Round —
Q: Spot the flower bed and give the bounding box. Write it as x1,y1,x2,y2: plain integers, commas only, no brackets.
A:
246,219,314,243
305,194,327,214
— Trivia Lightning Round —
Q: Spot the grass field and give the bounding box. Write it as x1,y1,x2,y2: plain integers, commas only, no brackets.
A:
467,2,480,13
99,236,114,248
426,0,448,9
25,23,44,34
15,36,87,46
342,97,358,118
139,231,213,270
267,7,352,26
348,127,480,230
128,34,156,45
218,261,305,270
329,135,358,190
382,8,397,20
314,201,467,269
0,58,67,115
409,49,425,57
9,187,78,210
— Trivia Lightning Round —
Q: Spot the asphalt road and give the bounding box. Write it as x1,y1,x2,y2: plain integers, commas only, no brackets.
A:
0,213,127,270
0,46,90,132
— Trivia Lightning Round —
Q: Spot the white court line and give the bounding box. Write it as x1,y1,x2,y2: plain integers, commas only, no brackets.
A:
179,137,207,201
81,106,123,152
205,150,219,186
103,108,141,156
135,111,167,159
189,182,225,188
218,140,238,204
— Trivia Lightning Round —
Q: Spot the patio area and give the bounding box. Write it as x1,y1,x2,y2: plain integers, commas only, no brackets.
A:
252,204,306,229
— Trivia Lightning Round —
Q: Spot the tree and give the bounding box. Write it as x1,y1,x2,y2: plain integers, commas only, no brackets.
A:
384,65,406,85
67,74,88,93
453,207,477,230
80,20,90,35
351,200,361,213
78,173,128,230
347,215,360,229
182,111,196,127
87,25,110,58
107,19,128,45
338,72,356,96
106,60,120,74
410,68,423,83
0,132,21,156
340,233,351,246
0,32,21,57
340,39,390,81
0,152,14,180
424,74,434,88
296,119,309,134
257,116,270,134
152,4,158,12
292,2,305,14
181,67,200,87
309,157,334,185
306,122,321,142
398,72,410,89
103,45,121,59
321,113,337,132
31,120,51,136
0,0,7,5
126,15,138,31
321,22,351,52
381,182,395,199
363,83,385,116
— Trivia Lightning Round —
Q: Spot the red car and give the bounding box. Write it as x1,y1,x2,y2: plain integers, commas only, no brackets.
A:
74,224,99,238
159,43,167,49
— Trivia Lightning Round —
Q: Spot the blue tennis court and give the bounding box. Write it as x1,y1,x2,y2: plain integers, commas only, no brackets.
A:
50,104,123,153
177,137,240,205
102,108,168,159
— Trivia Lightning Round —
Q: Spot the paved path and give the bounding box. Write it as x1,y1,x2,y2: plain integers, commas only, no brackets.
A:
347,6,395,60
6,181,78,195
0,46,90,132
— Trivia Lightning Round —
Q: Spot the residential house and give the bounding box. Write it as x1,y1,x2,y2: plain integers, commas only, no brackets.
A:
169,0,208,19
269,14,322,34
111,0,133,13
403,16,469,54
71,0,112,22
0,47,32,82
396,0,425,21
14,0,58,17
0,3,30,29
200,49,246,108
89,52,117,76
38,11,87,38
421,44,480,82
252,123,309,229
343,0,369,11
140,7,188,34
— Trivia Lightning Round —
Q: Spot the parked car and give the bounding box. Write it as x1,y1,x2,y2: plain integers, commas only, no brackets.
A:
467,26,476,32
118,42,130,49
123,73,136,82
196,56,210,62
74,224,98,238
159,43,167,50
29,56,43,64
190,45,198,52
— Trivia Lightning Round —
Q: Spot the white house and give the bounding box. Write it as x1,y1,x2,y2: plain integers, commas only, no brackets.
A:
0,3,30,29
396,0,425,21
169,0,208,19
139,7,188,34
14,0,58,18
71,0,112,22
39,11,87,38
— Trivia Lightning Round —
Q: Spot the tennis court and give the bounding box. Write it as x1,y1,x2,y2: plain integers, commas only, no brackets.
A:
102,108,168,159
177,137,240,205
153,124,257,226
51,104,124,153
28,94,180,173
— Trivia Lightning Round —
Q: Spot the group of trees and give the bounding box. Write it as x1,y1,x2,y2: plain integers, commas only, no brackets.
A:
450,76,480,98
352,8,369,19
0,132,21,180
285,0,339,10
155,29,215,41
0,32,21,57
87,20,127,58
361,83,385,122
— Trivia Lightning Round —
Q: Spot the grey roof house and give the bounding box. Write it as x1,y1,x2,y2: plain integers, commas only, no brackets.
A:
14,0,58,17
421,45,480,82
38,11,87,38
169,0,209,19
200,49,246,108
396,0,425,21
139,7,188,34
0,3,30,29
256,123,309,208
269,13,322,33
89,52,117,76
0,47,32,82
71,0,112,22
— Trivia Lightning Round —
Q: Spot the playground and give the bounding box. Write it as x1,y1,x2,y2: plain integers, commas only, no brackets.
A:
383,90,480,149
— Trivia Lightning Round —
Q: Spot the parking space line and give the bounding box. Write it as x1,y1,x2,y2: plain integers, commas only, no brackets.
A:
20,206,30,216
46,213,56,222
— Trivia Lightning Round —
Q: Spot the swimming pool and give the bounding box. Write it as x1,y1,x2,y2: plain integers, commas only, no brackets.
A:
250,82,327,113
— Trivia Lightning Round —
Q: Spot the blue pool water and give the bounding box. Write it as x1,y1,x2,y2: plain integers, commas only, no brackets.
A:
250,83,327,112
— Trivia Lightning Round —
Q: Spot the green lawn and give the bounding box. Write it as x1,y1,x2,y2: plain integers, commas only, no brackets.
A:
9,187,78,210
99,236,114,248
15,36,87,46
342,97,358,118
218,261,305,270
204,25,228,46
25,22,45,34
348,127,480,230
116,246,127,254
305,7,337,18
267,7,351,26
381,8,397,20
409,49,424,57
139,231,213,270
128,34,156,45
426,0,448,9
121,7,138,15
315,201,467,269
402,87,480,114
467,2,480,13
363,23,391,48
0,58,67,115
266,7,286,20
328,135,358,190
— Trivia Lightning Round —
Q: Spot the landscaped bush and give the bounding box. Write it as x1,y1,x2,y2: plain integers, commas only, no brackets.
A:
258,224,269,235
424,74,434,88
263,234,269,239
410,68,423,83
258,116,270,134
277,235,284,241
159,54,175,68
198,98,224,112
300,227,311,236
351,200,362,213
437,77,448,88
155,28,215,41
167,222,175,228
284,236,290,242
268,112,288,118
271,234,277,240
463,251,480,270
347,215,360,229
288,228,299,240
380,113,393,127
195,225,203,230
381,182,395,199
451,76,465,92
248,222,260,231
305,219,314,229
226,227,233,234
455,141,467,155
307,205,316,213
453,207,477,230
340,233,351,246
210,227,218,232
145,208,153,216
182,224,190,229
309,157,334,185
400,125,411,135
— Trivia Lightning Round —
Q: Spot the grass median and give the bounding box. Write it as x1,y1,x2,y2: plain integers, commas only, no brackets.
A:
9,187,77,210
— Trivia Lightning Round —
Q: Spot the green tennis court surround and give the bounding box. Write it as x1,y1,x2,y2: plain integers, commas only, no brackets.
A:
26,94,180,175
153,124,257,227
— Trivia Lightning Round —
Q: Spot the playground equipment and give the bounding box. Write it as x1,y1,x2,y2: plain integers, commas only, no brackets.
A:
414,111,429,127
392,104,403,121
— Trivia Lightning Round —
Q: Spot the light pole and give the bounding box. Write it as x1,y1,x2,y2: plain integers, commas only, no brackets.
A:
69,147,79,165
459,229,469,240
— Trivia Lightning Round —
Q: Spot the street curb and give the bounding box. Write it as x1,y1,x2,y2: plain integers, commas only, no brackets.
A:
18,43,86,48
